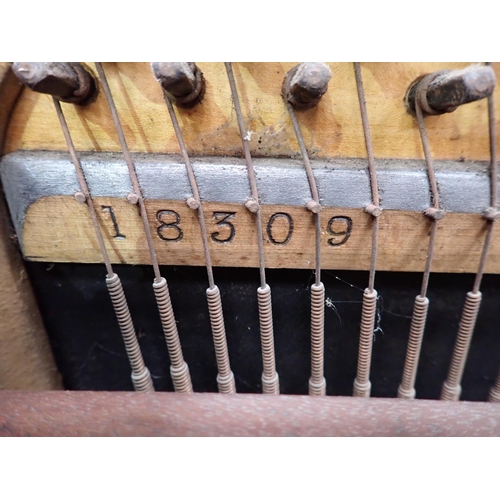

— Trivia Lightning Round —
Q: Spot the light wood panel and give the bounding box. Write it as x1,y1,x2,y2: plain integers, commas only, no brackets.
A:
4,63,500,162
19,196,498,274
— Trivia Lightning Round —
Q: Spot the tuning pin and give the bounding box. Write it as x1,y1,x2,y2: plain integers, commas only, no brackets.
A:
405,64,496,116
12,62,96,105
151,62,205,107
282,62,332,110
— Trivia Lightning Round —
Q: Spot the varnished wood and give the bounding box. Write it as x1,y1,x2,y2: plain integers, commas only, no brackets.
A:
0,64,62,389
1,391,499,436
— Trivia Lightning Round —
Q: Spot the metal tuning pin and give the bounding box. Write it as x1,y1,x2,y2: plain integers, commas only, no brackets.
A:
12,62,96,105
405,64,496,116
282,62,332,110
151,62,205,107
283,63,331,396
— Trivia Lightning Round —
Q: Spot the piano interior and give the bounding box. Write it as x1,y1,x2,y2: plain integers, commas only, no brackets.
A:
1,62,499,436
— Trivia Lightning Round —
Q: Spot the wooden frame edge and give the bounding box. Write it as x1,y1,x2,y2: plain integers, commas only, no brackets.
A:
0,391,498,436
0,63,62,389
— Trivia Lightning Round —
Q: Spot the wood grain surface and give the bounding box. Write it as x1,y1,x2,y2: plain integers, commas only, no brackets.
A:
18,197,499,274
0,63,62,390
4,63,499,162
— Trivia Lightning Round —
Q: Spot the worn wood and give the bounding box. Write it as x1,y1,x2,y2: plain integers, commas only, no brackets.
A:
0,391,499,436
16,196,498,274
4,63,500,162
0,64,62,390
0,63,23,153
4,63,499,275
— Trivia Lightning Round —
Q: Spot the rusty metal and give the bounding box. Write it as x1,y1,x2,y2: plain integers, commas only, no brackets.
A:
309,282,326,396
153,277,192,393
415,102,442,212
441,291,482,401
351,63,382,398
353,288,377,397
443,64,497,402
96,63,162,280
487,64,500,402
96,62,193,393
53,96,153,393
161,91,235,394
206,285,236,394
354,64,380,209
399,223,437,397
405,65,495,115
151,62,205,107
258,284,279,395
397,90,450,399
398,295,429,399
284,83,323,285
2,391,499,436
163,95,214,287
283,63,329,396
106,273,154,392
225,62,280,395
486,62,498,210
225,63,267,288
282,62,332,110
12,62,96,104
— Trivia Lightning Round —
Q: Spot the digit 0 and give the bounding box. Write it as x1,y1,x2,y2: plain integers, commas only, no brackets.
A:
267,212,293,245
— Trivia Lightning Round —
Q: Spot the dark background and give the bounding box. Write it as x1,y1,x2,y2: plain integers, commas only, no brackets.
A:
26,262,500,401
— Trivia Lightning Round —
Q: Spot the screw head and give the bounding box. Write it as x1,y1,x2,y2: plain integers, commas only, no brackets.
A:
151,62,205,107
12,62,96,105
283,63,332,110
